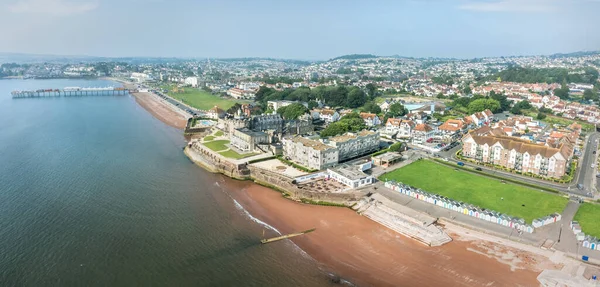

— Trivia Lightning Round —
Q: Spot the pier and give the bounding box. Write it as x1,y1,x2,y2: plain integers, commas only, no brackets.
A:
260,228,316,244
11,87,133,98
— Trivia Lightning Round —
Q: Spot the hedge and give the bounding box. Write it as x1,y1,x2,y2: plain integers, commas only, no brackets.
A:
247,156,276,164
276,156,318,173
300,198,347,207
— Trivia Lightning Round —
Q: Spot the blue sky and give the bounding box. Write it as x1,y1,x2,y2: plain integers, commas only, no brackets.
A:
0,0,599,59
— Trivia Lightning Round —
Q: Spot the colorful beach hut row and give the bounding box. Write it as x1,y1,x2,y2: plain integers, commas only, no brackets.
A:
532,213,562,228
384,180,549,234
571,221,600,251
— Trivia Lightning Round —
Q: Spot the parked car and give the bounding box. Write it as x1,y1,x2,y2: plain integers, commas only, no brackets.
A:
457,162,465,166
475,167,483,171
577,184,584,190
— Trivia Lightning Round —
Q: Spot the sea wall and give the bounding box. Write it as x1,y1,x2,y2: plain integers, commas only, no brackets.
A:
185,144,250,180
184,144,367,205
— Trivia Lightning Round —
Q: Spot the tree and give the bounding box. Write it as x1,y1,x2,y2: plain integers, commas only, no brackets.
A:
388,142,404,152
226,103,242,114
320,113,367,137
554,82,570,100
277,103,308,120
388,102,408,117
490,93,511,112
255,86,275,102
583,89,597,101
307,100,319,109
463,86,472,95
347,87,367,108
436,92,446,99
467,98,500,114
365,83,377,98
361,101,381,114
536,112,547,120
510,100,532,114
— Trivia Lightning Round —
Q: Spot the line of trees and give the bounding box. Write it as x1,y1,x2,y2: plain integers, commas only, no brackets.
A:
320,113,367,137
255,85,372,110
493,67,599,84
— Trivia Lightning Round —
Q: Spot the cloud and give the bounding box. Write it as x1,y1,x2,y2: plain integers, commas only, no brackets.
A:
459,0,558,12
8,0,99,16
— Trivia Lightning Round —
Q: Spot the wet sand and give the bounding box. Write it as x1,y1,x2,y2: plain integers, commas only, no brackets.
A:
226,180,545,287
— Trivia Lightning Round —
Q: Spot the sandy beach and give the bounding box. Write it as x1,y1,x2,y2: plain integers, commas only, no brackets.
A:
118,81,188,129
224,178,554,287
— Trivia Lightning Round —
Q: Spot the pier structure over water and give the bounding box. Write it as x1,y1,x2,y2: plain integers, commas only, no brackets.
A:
11,87,133,98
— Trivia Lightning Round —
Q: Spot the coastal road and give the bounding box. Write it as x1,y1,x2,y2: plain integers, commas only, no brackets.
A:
576,132,600,195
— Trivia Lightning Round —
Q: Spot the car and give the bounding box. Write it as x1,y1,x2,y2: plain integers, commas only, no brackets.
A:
442,158,449,162
594,151,597,154
577,184,584,190
475,167,483,171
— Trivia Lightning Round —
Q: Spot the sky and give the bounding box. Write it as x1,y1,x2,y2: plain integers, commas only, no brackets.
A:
0,0,599,60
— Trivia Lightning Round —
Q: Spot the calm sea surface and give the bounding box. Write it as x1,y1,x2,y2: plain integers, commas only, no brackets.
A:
0,79,335,286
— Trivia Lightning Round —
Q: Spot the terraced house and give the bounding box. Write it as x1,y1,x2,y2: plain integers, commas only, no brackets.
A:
461,132,573,178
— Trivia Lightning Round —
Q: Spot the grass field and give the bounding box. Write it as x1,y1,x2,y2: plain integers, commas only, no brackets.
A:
574,203,600,238
214,131,224,137
162,86,241,110
380,160,568,223
219,150,257,159
203,135,215,141
203,140,230,152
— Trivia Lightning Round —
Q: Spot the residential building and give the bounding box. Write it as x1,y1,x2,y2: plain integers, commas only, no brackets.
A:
438,119,465,138
184,77,199,88
282,130,380,170
251,114,284,133
282,137,338,170
469,109,494,126
412,124,435,144
227,88,256,100
328,130,380,162
267,100,308,112
311,109,340,123
230,128,270,152
359,112,382,126
207,106,226,119
461,131,572,178
285,115,314,135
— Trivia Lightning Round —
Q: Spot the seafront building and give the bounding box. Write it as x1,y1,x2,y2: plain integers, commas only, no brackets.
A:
282,130,380,170
230,128,270,152
461,131,573,178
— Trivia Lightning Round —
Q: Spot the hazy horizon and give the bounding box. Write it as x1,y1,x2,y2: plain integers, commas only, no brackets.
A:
1,0,599,60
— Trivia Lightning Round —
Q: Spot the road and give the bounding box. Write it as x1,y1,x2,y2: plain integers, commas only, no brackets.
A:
433,132,600,198
577,132,600,196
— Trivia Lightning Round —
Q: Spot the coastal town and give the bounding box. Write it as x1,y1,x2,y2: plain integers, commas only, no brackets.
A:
6,51,600,286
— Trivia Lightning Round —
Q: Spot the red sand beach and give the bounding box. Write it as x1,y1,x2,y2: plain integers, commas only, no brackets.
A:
226,179,548,287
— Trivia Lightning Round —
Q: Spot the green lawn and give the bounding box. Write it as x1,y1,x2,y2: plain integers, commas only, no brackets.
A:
574,203,600,238
203,140,230,152
162,86,242,110
380,160,568,223
219,150,257,160
203,135,215,141
214,131,224,137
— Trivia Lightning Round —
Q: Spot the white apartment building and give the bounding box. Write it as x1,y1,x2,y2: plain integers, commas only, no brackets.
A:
282,137,338,170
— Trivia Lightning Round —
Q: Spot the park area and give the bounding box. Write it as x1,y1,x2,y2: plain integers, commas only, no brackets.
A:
162,86,242,111
380,160,568,223
202,139,257,160
574,203,600,238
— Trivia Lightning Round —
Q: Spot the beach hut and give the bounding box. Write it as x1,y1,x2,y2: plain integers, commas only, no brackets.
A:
533,219,543,228
526,225,534,233
582,238,590,248
502,217,509,227
474,210,480,219
570,221,578,229
576,232,586,241
484,213,491,222
468,209,474,217
590,241,596,250
573,225,582,235
554,213,562,222
463,207,469,215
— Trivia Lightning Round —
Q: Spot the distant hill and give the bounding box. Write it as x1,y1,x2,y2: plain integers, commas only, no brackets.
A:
549,51,600,59
331,54,378,61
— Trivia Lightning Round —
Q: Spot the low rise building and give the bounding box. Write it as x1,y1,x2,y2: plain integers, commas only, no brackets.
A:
230,128,270,152
359,112,382,127
438,119,465,138
412,124,435,144
311,109,340,123
327,164,374,189
207,106,226,119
